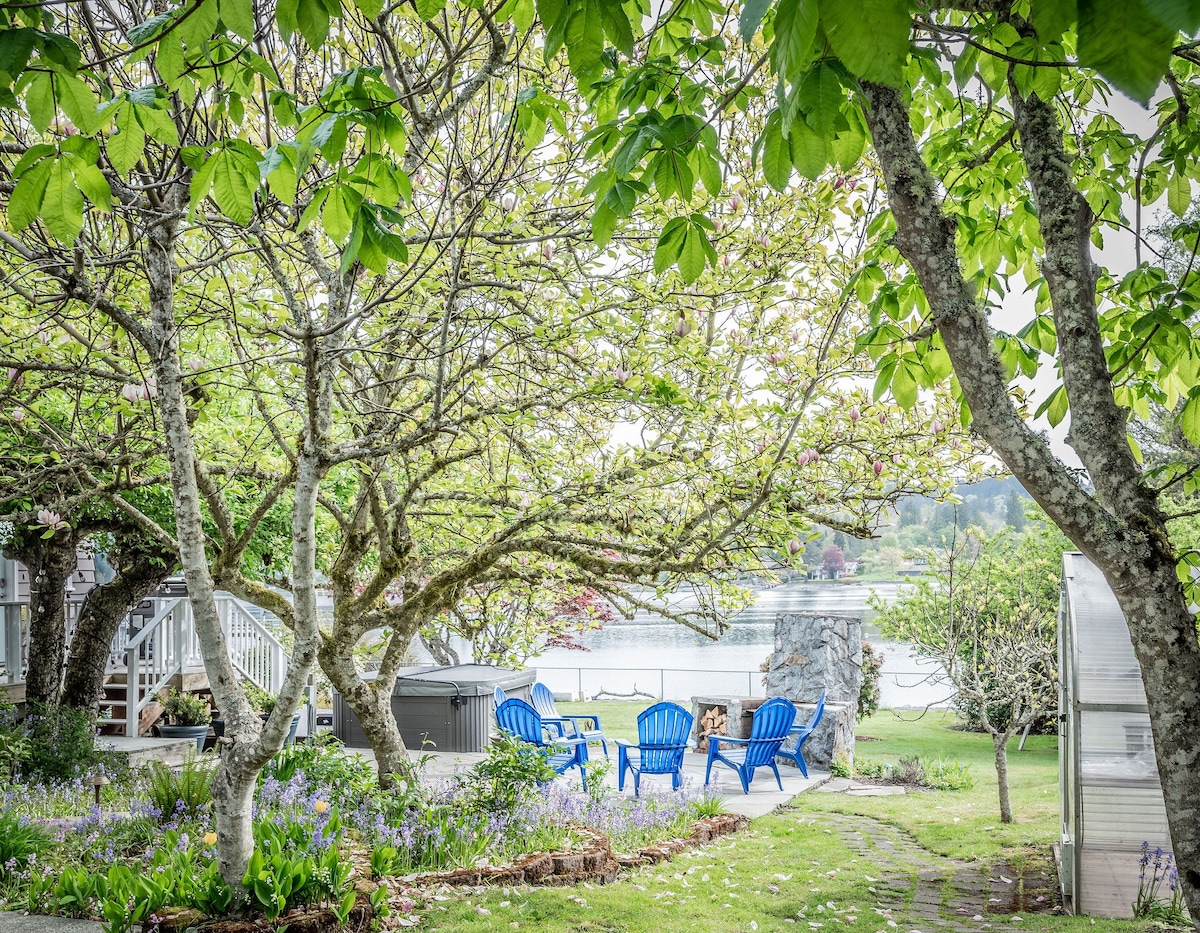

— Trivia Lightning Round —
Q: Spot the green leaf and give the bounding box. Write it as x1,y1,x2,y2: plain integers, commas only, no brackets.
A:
24,71,56,133
355,0,384,17
771,0,818,82
260,145,297,204
890,358,918,409
789,118,828,180
740,0,772,41
71,161,113,211
295,0,331,50
39,32,82,73
179,0,220,46
218,0,257,40
134,103,180,147
818,0,911,87
55,75,103,134
797,62,844,135
415,0,446,19
0,28,37,83
677,224,710,283
41,160,84,244
696,148,723,195
1181,395,1200,445
1031,0,1078,38
602,178,642,216
564,0,605,81
761,110,793,191
155,30,185,85
210,149,257,224
1076,0,1175,104
277,0,299,42
323,187,356,242
592,202,617,246
1167,170,1191,218
1143,0,1200,32
127,11,176,45
108,105,146,173
9,157,51,232
654,217,687,274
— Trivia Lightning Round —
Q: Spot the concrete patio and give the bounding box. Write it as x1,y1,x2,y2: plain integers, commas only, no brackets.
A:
375,747,830,819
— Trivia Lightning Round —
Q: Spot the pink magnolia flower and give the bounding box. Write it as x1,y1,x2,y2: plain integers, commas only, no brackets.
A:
873,460,884,476
11,409,24,423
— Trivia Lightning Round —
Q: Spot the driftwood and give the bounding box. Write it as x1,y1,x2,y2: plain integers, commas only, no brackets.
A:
589,686,655,701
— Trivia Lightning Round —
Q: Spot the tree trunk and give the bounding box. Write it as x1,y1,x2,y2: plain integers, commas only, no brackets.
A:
859,80,1200,921
992,731,1013,824
6,533,78,706
319,641,409,786
210,755,258,898
61,542,174,710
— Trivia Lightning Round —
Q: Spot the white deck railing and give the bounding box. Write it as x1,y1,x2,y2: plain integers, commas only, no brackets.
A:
123,597,187,736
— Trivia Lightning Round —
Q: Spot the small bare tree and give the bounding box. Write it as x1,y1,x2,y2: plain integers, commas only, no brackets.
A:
872,521,1067,822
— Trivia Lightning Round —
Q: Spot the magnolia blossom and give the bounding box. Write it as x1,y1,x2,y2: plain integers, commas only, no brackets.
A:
11,409,24,423
121,383,141,403
849,408,861,422
542,241,555,260
787,539,802,556
613,365,632,386
878,412,887,425
501,193,516,211
36,509,69,530
873,460,884,476
932,419,946,434
766,352,784,365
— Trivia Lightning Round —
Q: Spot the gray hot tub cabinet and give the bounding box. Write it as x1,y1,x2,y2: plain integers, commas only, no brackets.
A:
332,664,535,752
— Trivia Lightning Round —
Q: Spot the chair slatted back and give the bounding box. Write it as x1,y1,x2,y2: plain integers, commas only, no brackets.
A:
804,690,827,732
744,697,797,767
496,698,545,746
530,682,559,720
636,702,693,773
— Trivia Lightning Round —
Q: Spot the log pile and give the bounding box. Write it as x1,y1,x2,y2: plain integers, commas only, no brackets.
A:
696,705,728,754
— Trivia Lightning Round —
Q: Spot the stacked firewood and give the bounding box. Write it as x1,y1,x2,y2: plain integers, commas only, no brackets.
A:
696,706,728,754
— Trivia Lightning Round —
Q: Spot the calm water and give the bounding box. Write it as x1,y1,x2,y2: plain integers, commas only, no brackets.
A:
525,582,949,708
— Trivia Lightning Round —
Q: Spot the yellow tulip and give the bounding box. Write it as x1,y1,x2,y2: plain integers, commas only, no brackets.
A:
314,800,329,814
203,832,218,846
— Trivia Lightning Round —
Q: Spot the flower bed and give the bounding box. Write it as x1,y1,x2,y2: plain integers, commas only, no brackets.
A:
0,734,735,931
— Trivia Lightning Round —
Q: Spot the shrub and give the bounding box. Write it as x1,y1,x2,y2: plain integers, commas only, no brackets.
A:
830,749,853,778
463,731,558,815
22,704,106,781
144,756,214,823
924,758,976,791
0,808,51,873
158,689,211,726
262,733,375,809
858,641,883,721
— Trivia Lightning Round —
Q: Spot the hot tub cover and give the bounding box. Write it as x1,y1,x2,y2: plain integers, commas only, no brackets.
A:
388,664,534,697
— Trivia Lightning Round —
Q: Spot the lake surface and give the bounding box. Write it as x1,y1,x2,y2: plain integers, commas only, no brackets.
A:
515,582,949,708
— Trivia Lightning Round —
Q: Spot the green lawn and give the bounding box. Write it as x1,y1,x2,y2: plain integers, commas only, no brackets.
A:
416,708,1144,933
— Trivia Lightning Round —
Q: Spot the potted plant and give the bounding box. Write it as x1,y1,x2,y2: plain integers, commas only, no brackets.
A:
157,688,212,751
245,683,304,746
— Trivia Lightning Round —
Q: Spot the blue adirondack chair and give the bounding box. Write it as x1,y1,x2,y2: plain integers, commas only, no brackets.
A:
615,702,694,796
530,682,609,756
495,698,589,790
705,697,797,793
776,690,826,777
493,686,508,709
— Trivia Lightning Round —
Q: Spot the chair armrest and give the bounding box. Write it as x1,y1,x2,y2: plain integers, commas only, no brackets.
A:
541,716,579,737
558,713,603,730
614,738,635,748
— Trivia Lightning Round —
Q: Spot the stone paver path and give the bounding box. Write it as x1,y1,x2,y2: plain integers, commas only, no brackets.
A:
820,812,1060,931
